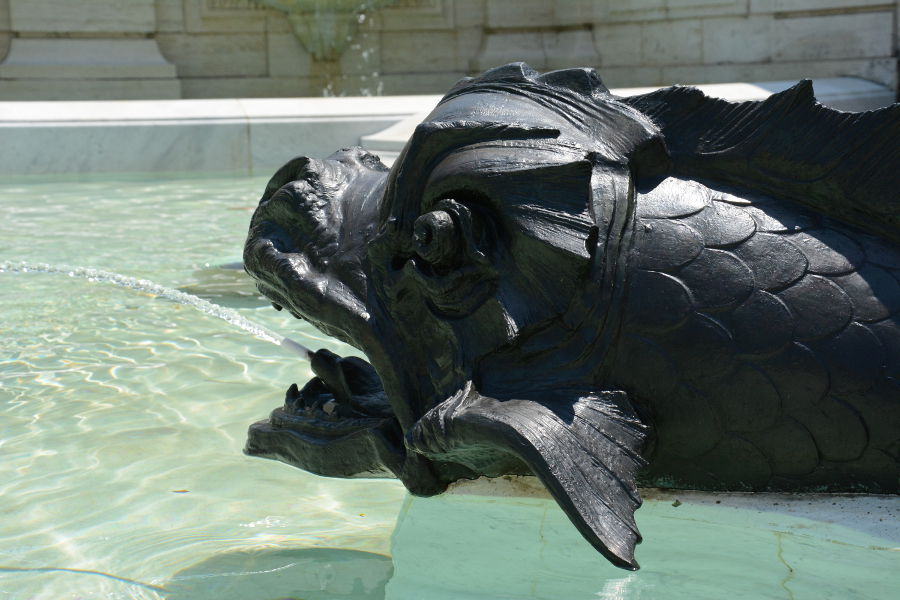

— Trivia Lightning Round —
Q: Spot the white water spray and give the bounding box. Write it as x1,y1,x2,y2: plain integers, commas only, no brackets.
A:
0,261,312,359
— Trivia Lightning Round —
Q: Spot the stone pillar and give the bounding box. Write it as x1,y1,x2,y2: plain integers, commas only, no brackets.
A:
0,0,180,100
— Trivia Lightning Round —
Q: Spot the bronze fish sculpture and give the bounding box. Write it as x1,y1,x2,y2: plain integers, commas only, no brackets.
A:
243,63,900,569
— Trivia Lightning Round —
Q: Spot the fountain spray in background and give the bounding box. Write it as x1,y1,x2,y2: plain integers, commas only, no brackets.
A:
258,0,396,97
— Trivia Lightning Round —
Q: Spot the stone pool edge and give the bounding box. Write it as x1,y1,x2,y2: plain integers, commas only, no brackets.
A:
1,76,893,177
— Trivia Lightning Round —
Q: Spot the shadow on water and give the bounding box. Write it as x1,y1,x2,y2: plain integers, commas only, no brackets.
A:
163,548,393,600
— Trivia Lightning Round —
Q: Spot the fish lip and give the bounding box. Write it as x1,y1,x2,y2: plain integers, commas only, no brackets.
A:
269,407,387,435
244,353,406,477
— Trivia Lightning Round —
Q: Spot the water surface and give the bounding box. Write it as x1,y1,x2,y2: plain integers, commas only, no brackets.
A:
0,176,403,599
1,175,897,599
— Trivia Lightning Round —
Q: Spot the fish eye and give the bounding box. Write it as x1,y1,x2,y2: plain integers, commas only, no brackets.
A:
413,209,459,268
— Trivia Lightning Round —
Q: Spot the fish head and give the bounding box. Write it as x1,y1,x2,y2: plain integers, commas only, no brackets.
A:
243,66,665,567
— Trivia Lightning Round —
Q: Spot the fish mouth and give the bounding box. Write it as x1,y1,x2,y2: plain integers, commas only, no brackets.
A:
243,148,415,479
245,348,406,479
275,350,393,431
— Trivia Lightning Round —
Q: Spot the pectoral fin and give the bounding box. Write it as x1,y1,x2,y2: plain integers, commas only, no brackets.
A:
407,383,648,569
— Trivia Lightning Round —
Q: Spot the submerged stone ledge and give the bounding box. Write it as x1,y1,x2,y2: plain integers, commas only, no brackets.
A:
392,476,899,599
446,473,900,543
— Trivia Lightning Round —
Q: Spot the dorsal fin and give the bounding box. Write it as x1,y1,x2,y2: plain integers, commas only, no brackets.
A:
622,81,900,244
536,67,611,99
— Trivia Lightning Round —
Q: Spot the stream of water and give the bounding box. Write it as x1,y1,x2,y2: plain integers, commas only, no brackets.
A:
0,260,312,360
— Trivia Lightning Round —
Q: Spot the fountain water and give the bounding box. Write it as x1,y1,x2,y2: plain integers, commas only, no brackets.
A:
0,260,312,360
260,0,391,97
259,0,395,62
2,174,897,598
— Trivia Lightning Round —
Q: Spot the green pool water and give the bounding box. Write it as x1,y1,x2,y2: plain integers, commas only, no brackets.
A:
1,176,897,599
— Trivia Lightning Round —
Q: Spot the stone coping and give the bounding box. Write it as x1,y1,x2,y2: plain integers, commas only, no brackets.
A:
0,95,442,125
0,77,892,176
0,95,441,176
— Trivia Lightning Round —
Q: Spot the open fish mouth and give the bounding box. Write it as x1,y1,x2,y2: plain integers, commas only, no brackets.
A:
244,348,407,479
241,148,420,479
275,349,393,430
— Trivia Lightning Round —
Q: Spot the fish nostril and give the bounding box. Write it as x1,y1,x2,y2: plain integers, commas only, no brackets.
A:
269,234,291,254
257,221,295,254
391,255,409,271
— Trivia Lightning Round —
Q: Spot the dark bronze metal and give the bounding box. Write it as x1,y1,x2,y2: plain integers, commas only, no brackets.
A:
243,63,900,569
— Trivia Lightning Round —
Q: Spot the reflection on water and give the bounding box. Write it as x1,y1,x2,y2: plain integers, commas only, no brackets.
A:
597,576,639,600
0,176,396,599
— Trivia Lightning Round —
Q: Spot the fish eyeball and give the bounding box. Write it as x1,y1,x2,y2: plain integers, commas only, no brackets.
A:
413,210,459,267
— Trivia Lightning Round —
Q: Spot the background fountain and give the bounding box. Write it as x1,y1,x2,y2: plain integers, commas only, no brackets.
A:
259,0,397,62
258,0,398,97
1,1,896,101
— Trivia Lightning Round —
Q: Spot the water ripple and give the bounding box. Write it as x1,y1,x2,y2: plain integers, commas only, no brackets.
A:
0,178,400,598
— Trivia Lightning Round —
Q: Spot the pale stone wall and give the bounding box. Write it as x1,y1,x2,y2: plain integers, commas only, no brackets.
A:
477,0,898,92
0,0,181,99
0,0,897,99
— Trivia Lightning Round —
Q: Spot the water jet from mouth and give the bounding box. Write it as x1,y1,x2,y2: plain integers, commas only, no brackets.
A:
0,260,313,360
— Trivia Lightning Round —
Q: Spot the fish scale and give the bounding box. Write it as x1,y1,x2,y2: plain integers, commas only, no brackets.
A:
616,177,900,492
